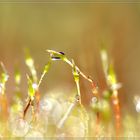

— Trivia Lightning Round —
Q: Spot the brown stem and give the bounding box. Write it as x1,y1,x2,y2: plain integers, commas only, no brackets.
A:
23,98,31,119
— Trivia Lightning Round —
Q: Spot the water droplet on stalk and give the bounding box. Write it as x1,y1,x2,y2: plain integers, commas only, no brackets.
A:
91,97,98,104
32,83,38,90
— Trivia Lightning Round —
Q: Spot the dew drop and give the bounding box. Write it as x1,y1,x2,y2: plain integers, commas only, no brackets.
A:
91,97,98,104
32,83,38,90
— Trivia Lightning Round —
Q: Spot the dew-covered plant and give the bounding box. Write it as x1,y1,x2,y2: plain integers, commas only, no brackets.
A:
0,48,139,139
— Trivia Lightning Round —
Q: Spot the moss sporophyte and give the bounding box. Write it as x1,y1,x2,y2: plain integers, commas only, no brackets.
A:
0,49,124,138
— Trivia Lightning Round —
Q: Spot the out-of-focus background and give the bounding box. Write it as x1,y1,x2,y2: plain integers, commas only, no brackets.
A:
0,3,140,115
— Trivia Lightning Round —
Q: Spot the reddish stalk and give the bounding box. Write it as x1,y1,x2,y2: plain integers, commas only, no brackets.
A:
95,112,101,136
23,91,39,121
0,94,8,120
91,82,101,136
35,90,40,114
0,94,9,136
111,90,121,137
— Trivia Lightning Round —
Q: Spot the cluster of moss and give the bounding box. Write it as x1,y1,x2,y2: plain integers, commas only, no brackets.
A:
0,49,139,139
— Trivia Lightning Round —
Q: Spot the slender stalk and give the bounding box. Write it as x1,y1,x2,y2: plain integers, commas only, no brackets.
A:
31,100,35,122
79,103,89,138
57,98,78,129
36,60,51,113
64,58,94,84
111,90,121,137
38,61,51,88
0,94,8,120
75,81,81,104
72,60,89,138
47,50,94,137
100,48,121,137
24,51,51,121
35,90,40,114
46,50,97,87
108,76,121,137
91,81,101,136
23,98,31,119
23,98,36,121
0,63,9,121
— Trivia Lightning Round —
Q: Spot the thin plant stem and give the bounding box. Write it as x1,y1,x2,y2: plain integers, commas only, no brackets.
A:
72,60,89,138
91,81,101,136
23,98,31,119
108,75,121,137
0,94,8,120
64,58,94,84
35,90,40,114
38,61,51,88
46,50,97,88
31,101,36,122
75,81,81,104
47,50,93,137
0,63,9,121
100,48,121,137
79,103,89,138
23,52,51,121
57,97,78,129
111,90,121,137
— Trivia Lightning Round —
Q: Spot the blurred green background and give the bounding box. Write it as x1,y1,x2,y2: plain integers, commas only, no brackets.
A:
0,3,140,115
